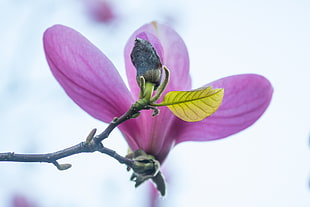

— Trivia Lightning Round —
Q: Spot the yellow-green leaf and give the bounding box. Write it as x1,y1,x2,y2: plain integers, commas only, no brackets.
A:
154,86,224,122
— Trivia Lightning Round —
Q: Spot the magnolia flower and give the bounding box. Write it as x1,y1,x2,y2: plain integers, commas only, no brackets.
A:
43,21,272,190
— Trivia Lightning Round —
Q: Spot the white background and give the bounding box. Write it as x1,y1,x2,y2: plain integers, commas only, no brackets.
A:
0,0,309,206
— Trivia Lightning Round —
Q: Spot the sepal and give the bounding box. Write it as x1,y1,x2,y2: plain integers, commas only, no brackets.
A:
126,149,166,196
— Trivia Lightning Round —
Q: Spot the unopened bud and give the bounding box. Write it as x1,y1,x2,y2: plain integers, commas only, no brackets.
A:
130,38,162,88
58,163,72,170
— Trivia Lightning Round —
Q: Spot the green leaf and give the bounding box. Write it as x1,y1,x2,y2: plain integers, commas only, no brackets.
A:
154,86,224,122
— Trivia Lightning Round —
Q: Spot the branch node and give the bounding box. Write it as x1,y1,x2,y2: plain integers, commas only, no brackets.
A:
112,117,118,123
145,105,160,116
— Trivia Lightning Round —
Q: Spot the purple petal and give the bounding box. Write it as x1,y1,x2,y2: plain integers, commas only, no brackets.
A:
43,24,134,123
124,22,192,99
174,74,273,143
120,22,192,162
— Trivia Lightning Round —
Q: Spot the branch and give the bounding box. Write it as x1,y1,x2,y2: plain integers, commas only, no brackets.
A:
0,97,150,169
93,107,136,143
0,91,161,168
0,92,161,171
0,129,134,170
0,82,162,188
93,100,158,143
0,69,168,195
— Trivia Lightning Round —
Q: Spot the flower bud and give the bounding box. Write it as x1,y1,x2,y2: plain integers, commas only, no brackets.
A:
130,38,162,88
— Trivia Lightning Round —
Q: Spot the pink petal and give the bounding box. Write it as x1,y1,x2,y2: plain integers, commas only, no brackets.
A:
124,22,192,99
120,22,192,162
174,74,273,143
43,24,134,123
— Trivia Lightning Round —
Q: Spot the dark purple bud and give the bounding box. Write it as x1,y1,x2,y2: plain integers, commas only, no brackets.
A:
130,38,162,88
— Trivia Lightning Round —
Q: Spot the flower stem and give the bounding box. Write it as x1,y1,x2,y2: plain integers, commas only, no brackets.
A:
93,103,142,143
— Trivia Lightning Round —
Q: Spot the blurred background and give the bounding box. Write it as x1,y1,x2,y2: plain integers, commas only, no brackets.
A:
0,0,309,206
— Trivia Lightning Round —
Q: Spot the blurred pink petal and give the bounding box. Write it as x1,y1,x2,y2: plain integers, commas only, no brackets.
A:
175,74,273,143
84,0,116,23
11,194,37,207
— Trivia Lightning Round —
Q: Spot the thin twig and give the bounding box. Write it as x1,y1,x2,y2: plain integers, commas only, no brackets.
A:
93,108,134,143
0,105,139,170
0,133,134,169
0,86,159,171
